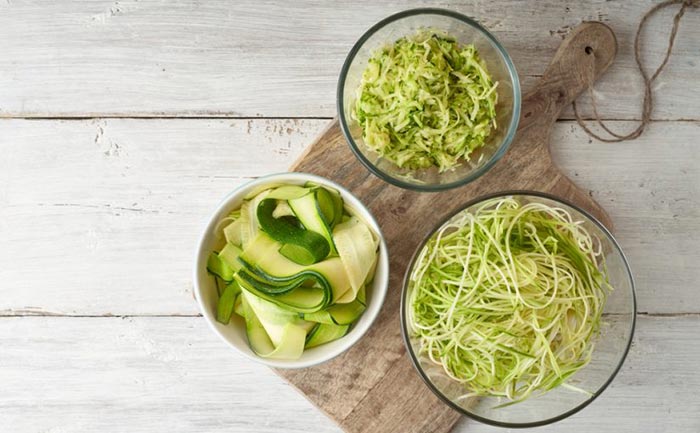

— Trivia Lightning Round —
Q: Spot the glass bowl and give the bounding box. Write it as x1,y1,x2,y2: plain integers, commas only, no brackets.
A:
338,8,521,192
400,192,636,427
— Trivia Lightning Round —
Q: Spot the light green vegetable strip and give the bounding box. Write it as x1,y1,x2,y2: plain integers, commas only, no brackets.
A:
233,293,244,317
305,323,350,349
302,298,366,325
241,290,306,360
223,218,244,246
333,216,379,303
218,242,243,272
353,30,499,172
216,281,241,324
408,197,611,402
206,252,234,281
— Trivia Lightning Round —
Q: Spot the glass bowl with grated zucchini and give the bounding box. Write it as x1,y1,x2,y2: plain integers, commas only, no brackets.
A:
401,192,635,427
194,173,389,368
338,8,521,191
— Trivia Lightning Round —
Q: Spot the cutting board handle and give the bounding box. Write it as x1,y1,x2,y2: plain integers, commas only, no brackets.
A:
519,22,617,129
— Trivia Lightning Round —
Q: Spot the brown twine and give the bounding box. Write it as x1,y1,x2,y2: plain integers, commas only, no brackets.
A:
572,0,699,143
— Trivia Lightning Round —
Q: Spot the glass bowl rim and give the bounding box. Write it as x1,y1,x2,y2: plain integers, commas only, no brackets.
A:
337,7,522,192
399,190,637,428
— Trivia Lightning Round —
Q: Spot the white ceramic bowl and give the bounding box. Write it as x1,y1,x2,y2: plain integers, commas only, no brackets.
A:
194,172,389,368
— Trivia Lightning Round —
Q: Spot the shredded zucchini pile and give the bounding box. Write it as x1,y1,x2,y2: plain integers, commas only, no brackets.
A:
353,30,499,172
408,197,611,403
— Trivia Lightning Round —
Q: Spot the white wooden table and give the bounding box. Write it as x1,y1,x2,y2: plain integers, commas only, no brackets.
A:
1,1,698,432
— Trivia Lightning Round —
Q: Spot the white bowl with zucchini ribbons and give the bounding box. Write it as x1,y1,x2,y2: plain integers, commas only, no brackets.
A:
195,173,389,368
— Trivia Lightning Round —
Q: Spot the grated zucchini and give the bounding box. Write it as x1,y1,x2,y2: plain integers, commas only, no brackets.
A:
352,30,499,172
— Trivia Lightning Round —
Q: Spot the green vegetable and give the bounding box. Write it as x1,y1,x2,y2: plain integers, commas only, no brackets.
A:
315,186,343,228
206,252,234,281
209,183,379,359
223,218,244,246
333,217,379,298
235,232,350,312
352,30,498,172
216,281,242,324
214,276,225,297
265,185,310,200
289,190,338,255
302,297,366,325
305,323,350,349
238,202,253,248
257,198,330,265
233,293,244,317
218,242,243,272
332,216,379,303
241,290,307,360
303,181,344,228
408,197,611,402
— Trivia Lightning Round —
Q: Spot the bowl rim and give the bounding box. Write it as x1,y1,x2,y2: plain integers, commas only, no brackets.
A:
337,7,522,192
193,172,390,369
399,190,637,427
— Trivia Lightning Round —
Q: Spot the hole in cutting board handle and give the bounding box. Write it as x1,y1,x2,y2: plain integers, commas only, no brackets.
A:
585,46,594,55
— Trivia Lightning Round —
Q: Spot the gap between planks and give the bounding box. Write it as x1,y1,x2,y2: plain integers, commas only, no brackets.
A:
0,312,697,318
0,310,202,318
1,115,699,122
0,115,336,121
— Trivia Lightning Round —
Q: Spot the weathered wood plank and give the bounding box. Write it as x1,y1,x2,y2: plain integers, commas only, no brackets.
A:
552,121,700,314
0,118,327,316
0,315,696,432
0,0,697,119
0,316,340,433
0,119,697,316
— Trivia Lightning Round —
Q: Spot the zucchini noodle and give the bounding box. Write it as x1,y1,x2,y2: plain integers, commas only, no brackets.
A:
408,197,611,402
352,30,498,172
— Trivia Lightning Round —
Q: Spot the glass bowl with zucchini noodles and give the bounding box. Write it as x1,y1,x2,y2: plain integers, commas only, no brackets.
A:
401,192,635,427
338,8,520,191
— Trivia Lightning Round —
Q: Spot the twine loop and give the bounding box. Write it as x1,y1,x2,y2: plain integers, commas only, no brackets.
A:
573,0,698,143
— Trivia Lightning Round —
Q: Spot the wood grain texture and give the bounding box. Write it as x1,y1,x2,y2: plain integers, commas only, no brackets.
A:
1,118,697,317
0,316,341,433
551,122,700,315
279,23,619,433
0,118,326,316
0,2,698,432
1,315,698,433
0,0,697,119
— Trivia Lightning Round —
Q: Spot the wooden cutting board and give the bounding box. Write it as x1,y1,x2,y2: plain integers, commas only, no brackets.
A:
279,21,617,433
